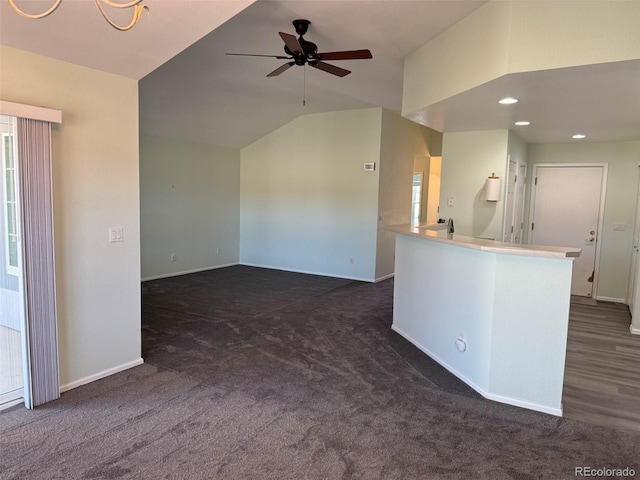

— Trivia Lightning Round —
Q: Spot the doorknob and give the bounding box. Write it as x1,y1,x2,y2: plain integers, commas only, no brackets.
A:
590,230,596,235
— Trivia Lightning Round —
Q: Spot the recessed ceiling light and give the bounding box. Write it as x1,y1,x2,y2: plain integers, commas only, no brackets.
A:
514,121,530,126
498,97,518,105
572,134,586,139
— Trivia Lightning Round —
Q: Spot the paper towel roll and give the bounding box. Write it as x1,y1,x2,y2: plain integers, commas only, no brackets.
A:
485,176,500,202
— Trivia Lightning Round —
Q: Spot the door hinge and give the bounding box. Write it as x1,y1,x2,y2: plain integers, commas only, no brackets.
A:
534,177,538,185
511,226,514,233
531,222,535,230
514,175,518,183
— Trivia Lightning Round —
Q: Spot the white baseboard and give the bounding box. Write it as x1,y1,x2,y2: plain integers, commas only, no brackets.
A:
239,262,374,282
594,295,626,304
391,325,562,417
142,263,238,282
631,325,640,335
482,391,562,417
375,273,394,282
60,358,144,393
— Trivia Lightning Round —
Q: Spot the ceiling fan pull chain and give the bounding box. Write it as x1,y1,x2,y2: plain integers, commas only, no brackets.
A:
303,64,306,107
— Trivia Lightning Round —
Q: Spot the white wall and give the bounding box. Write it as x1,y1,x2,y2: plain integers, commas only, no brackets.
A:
403,0,640,116
527,141,640,301
140,135,240,280
439,130,509,240
0,46,141,387
403,0,511,114
240,109,382,281
376,110,441,280
392,232,573,415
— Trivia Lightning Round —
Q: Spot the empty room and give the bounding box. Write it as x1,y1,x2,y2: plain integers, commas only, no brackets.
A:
1,1,640,478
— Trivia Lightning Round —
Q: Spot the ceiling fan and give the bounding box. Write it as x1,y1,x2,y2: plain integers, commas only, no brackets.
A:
226,19,373,78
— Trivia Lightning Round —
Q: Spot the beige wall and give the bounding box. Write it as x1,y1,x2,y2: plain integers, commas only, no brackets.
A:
240,108,382,281
507,0,640,73
140,135,240,280
527,141,640,301
403,0,640,115
439,130,510,240
403,0,511,114
0,46,141,387
240,108,439,282
376,110,442,279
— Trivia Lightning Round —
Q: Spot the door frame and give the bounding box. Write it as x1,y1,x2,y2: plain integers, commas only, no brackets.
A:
503,155,527,244
528,163,608,298
629,164,640,334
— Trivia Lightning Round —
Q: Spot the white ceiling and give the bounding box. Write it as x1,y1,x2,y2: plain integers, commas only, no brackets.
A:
0,0,256,79
137,0,487,148
2,0,639,149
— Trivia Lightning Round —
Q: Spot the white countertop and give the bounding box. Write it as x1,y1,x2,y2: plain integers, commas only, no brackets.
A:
388,224,581,259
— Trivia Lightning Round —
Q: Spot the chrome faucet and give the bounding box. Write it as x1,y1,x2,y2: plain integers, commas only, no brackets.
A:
447,217,454,234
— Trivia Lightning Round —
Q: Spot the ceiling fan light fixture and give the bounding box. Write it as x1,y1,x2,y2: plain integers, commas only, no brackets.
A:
572,134,586,139
514,121,530,126
498,97,518,105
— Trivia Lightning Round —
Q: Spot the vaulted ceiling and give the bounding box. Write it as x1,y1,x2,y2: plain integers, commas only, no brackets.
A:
2,0,639,149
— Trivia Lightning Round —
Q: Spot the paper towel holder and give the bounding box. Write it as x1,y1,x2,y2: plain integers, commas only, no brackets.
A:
485,173,500,202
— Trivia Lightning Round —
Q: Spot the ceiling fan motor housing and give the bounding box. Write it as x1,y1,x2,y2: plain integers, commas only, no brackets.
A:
284,20,317,64
292,19,311,36
284,39,318,64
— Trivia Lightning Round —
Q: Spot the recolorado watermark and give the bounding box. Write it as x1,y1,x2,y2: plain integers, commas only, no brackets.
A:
575,466,636,477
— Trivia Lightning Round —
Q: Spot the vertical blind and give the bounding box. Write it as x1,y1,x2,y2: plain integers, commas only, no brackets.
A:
16,117,59,407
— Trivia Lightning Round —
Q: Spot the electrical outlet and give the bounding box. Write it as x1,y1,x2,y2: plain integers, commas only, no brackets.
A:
216,247,221,254
447,196,455,207
170,253,176,261
349,257,354,264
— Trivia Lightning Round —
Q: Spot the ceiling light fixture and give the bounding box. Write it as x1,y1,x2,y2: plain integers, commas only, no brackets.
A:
572,134,586,139
514,121,530,126
7,0,149,31
498,97,518,105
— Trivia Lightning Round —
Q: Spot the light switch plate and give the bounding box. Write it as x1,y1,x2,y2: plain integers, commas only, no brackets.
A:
109,227,123,243
363,162,376,171
613,223,627,231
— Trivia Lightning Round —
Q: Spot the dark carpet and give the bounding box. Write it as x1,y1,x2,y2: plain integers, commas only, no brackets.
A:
1,265,639,479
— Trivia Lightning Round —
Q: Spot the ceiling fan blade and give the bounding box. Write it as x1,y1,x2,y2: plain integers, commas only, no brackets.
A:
226,53,291,59
310,61,351,77
279,32,303,54
267,62,295,77
314,49,373,61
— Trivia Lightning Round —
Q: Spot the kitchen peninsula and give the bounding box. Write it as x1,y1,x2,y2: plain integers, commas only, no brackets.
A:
388,224,580,416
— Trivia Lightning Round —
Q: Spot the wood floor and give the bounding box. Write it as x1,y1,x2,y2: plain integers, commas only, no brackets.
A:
563,299,640,433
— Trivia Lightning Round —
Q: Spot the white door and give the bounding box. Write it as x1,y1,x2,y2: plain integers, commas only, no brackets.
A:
503,159,527,244
503,159,517,242
513,163,527,243
0,116,24,406
529,165,606,297
629,176,640,328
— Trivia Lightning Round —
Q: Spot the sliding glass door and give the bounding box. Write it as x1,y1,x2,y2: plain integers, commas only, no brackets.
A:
0,114,25,407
